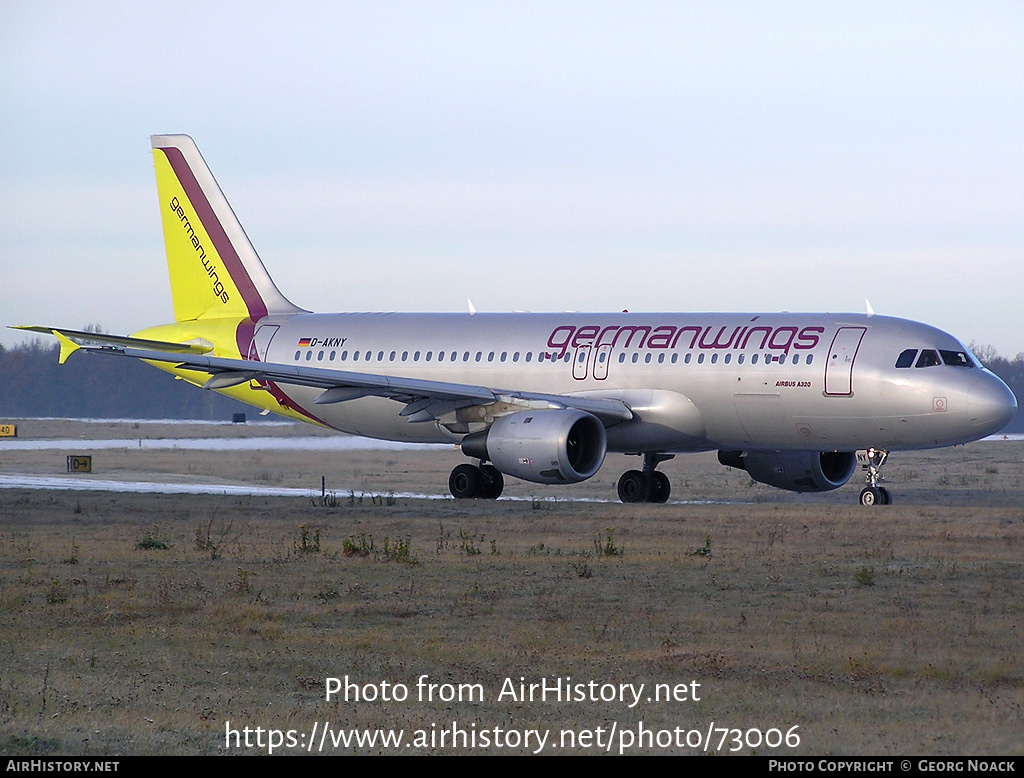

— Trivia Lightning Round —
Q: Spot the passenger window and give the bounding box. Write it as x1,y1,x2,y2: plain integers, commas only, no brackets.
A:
658,354,665,364
353,351,359,362
294,351,300,361
916,349,940,368
724,354,731,364
377,351,384,361
697,353,705,364
364,351,371,361
644,354,652,364
389,351,396,361
671,354,678,364
711,354,718,364
525,352,532,363
329,351,336,361
738,354,744,364
751,354,758,364
895,349,917,368
806,354,813,365
426,351,432,362
305,351,312,361
684,353,691,364
450,351,457,361
501,352,507,362
402,351,408,361
618,353,625,363
475,352,482,362
488,352,495,362
414,351,421,361
632,353,639,363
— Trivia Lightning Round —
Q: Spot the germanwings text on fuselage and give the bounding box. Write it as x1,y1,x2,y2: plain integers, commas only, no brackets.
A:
546,322,823,359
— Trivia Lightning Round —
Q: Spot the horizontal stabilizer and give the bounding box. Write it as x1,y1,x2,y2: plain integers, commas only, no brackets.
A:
11,326,212,356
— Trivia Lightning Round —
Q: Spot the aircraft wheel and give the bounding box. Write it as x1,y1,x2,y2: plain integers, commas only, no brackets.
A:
878,487,892,505
859,486,882,506
450,464,483,498
648,471,671,503
617,470,650,503
479,464,504,500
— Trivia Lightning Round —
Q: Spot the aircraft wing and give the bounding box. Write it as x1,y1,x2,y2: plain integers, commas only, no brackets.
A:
22,327,633,425
11,325,212,360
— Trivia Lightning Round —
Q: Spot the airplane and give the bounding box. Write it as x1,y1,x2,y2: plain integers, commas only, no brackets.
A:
15,134,1017,505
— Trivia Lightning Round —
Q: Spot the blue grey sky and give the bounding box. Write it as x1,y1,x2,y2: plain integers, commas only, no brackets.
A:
3,1,1022,354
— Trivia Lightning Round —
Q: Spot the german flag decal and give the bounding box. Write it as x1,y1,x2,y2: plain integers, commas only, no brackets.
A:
297,338,312,347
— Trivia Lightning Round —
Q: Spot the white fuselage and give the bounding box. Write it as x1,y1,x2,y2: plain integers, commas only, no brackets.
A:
249,310,1014,453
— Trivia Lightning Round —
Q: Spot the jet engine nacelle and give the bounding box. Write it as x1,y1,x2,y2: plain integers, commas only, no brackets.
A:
461,409,607,485
717,450,857,493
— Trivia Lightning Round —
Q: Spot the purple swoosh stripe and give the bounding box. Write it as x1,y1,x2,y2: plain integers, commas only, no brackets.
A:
268,382,328,426
158,147,269,322
236,320,327,425
158,145,326,426
235,318,256,371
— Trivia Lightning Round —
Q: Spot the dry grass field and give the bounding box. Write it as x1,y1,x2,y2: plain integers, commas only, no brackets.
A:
0,420,1022,755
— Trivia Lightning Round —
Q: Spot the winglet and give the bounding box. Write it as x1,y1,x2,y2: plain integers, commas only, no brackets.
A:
865,299,875,318
53,330,81,365
10,325,213,354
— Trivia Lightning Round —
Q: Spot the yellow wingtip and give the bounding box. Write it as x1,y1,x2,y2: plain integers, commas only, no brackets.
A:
53,330,81,365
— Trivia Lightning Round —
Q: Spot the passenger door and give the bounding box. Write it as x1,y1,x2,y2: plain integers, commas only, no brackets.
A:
824,327,866,396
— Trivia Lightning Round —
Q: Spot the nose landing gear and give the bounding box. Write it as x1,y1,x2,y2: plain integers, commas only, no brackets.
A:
617,453,674,503
856,448,891,506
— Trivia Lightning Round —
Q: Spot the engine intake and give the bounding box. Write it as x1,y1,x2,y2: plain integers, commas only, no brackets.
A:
461,409,607,485
718,450,857,492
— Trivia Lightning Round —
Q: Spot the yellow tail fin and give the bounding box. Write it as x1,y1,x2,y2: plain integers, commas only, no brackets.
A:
150,135,304,322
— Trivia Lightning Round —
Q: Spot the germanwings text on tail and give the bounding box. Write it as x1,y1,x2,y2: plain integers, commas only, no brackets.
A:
16,135,1016,505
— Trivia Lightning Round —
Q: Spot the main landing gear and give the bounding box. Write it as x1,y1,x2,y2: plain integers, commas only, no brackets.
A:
857,448,892,506
617,453,674,503
449,462,504,499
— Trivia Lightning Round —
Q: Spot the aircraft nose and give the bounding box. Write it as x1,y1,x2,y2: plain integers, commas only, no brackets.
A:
968,375,1017,435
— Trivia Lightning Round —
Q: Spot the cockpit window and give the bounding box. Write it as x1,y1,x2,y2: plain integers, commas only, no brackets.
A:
939,350,974,368
915,349,941,368
895,349,917,368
